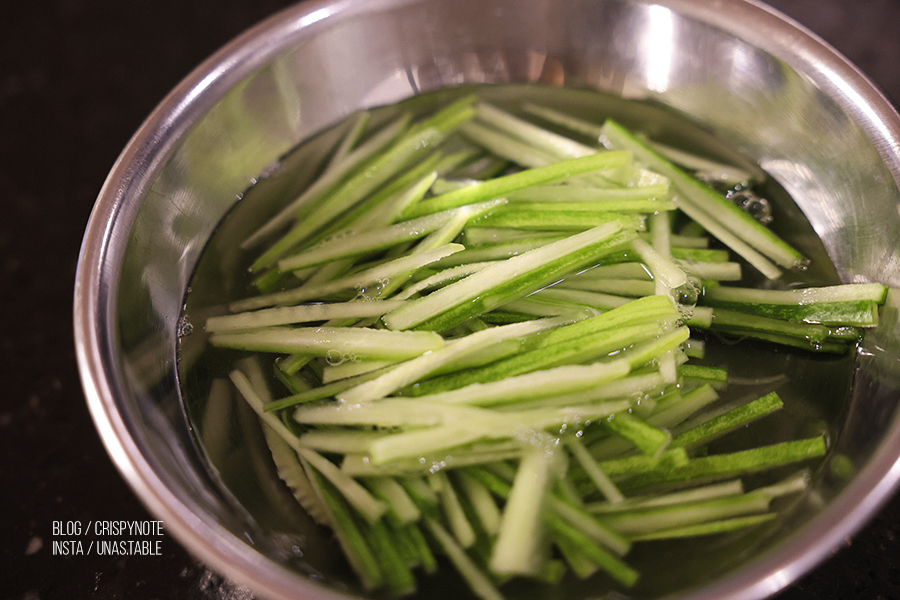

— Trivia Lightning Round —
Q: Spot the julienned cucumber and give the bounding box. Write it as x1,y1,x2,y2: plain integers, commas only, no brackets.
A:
198,93,890,600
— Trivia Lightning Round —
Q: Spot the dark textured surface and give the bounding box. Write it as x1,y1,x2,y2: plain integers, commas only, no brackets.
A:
1,0,898,599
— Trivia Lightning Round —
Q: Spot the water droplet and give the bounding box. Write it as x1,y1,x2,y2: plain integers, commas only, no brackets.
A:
325,350,347,366
177,315,194,337
727,189,773,224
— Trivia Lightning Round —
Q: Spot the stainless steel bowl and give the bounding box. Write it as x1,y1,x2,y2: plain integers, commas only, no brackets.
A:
74,0,900,598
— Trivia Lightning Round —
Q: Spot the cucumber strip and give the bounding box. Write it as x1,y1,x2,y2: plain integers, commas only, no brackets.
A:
428,339,524,377
394,261,502,300
502,371,667,412
645,139,760,186
324,168,440,242
242,113,410,250
406,522,439,573
474,102,597,160
507,183,670,203
431,176,479,194
274,357,314,391
632,238,688,289
210,326,444,361
277,200,503,272
400,476,441,513
705,298,881,327
598,448,691,480
617,436,827,492
229,369,304,453
702,283,888,326
461,465,514,500
521,102,605,140
206,300,406,332
552,529,604,579
588,480,745,514
705,282,888,305
321,357,399,383
604,412,672,458
337,317,568,403
461,119,559,168
429,237,569,269
276,353,314,376
547,495,631,556
307,468,384,591
469,209,645,231
543,514,639,587
597,491,771,536
367,426,494,466
678,364,728,387
490,441,559,576
710,327,852,354
684,338,706,358
299,429,393,454
454,153,512,180
384,222,635,331
671,247,731,263
293,398,488,428
616,326,691,370
682,306,714,328
341,445,524,477
362,401,631,464
570,262,653,281
601,120,805,271
404,151,634,218
264,365,396,412
364,518,418,596
755,470,811,499
647,384,720,430
707,308,860,345
260,424,332,526
297,447,386,523
230,244,463,311
500,295,606,320
629,513,777,541
324,110,371,172
432,471,477,548
424,519,506,600
409,360,632,407
463,227,568,246
677,260,742,281
455,471,503,536
566,437,625,504
555,278,657,298
645,233,711,249
676,197,784,279
671,392,784,449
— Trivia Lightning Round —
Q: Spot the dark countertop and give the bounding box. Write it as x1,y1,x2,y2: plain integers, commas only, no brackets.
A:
1,0,898,598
